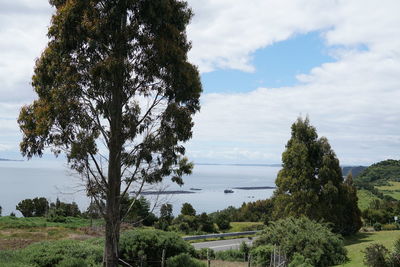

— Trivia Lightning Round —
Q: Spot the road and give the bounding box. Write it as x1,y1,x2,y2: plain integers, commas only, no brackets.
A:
192,237,255,251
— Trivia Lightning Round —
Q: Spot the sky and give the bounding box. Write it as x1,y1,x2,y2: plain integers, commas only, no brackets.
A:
0,0,400,166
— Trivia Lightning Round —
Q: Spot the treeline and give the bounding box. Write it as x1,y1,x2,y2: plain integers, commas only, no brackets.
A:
355,159,400,186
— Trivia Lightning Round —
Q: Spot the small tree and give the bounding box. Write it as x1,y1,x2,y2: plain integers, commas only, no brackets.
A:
16,199,34,217
181,203,196,216
215,213,230,230
0,205,2,217
155,203,174,230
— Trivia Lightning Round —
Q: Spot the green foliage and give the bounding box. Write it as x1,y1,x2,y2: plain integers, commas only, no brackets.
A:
250,245,273,267
181,203,196,216
288,253,313,267
382,224,398,231
155,204,174,231
374,223,383,231
273,117,362,235
166,253,206,267
197,212,216,233
49,199,81,218
363,243,389,267
215,212,231,230
18,0,202,263
120,195,156,226
0,216,99,230
195,248,215,260
119,229,195,265
0,205,2,216
16,197,49,217
20,239,102,267
215,249,245,262
210,199,274,223
255,217,347,267
356,159,400,186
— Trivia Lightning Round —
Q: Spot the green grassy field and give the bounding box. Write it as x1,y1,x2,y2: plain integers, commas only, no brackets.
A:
376,181,400,200
338,230,400,267
357,189,380,211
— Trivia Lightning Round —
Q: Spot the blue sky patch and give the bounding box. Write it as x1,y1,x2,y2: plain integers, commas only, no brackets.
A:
201,31,335,94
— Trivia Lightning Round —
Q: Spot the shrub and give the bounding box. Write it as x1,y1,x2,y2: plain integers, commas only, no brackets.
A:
374,222,382,231
215,213,230,230
20,239,102,267
382,224,398,231
288,253,313,267
195,248,215,260
56,257,100,267
250,245,273,267
166,253,206,267
363,243,388,267
254,217,347,267
215,249,244,262
119,229,195,266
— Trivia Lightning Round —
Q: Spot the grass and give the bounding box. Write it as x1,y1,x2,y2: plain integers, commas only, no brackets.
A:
0,216,105,250
357,189,380,210
376,181,400,200
0,216,102,230
337,230,400,267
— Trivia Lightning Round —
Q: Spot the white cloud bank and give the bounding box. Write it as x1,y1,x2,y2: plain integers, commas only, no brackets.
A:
0,0,399,165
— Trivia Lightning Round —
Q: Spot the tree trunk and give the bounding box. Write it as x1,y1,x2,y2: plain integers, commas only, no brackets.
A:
104,2,127,266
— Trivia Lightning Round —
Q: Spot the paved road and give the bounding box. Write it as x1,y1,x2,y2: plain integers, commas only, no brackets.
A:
192,237,255,251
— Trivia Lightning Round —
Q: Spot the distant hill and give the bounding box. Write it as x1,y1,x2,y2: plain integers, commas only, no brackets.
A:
354,159,400,186
342,166,368,178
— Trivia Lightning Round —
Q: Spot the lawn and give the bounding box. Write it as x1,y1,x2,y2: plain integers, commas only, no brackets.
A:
338,230,400,267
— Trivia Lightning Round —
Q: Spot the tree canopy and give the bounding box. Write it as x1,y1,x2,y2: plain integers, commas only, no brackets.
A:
18,0,201,265
273,117,361,235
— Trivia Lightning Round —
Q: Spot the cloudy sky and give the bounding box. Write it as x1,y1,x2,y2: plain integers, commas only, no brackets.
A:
1,0,400,166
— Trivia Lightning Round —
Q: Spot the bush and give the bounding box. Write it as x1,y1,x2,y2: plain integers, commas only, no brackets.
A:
254,217,347,267
288,253,313,267
215,249,244,262
20,239,102,267
250,245,273,266
119,229,195,266
382,224,398,231
363,243,389,267
215,213,230,230
374,222,382,231
195,248,215,260
56,257,100,267
166,253,206,267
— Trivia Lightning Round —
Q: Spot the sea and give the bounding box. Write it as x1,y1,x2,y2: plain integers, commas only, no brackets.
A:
0,160,280,216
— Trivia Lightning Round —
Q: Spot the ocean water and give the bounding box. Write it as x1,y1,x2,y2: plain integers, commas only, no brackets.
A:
0,160,280,216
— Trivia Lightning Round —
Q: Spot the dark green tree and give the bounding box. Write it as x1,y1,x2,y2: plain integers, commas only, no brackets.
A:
181,202,196,216
273,117,361,235
16,197,49,217
155,203,174,230
0,205,2,217
17,0,201,265
16,199,34,217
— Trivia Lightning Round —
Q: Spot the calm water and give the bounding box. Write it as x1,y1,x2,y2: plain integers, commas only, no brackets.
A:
0,160,280,216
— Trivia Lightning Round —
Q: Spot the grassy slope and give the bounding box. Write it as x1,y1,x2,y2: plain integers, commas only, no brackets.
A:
357,189,380,211
0,216,103,250
338,230,400,267
376,181,400,200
